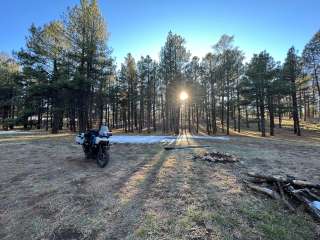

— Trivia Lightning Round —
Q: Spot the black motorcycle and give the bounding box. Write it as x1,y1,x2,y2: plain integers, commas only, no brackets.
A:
76,126,112,168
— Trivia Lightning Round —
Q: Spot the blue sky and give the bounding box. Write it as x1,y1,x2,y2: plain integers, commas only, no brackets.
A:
1,0,319,64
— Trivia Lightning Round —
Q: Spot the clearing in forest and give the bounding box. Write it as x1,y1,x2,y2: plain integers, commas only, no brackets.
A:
0,132,319,240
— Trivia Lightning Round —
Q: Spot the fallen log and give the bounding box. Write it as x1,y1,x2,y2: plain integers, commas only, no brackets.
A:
164,145,211,150
305,189,320,201
276,181,285,198
245,181,295,211
247,172,288,183
245,181,280,199
247,177,267,184
289,188,320,201
292,180,320,190
247,172,320,189
276,181,295,212
287,186,320,221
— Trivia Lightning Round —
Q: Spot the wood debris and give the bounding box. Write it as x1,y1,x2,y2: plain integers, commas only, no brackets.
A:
193,151,239,163
246,172,320,221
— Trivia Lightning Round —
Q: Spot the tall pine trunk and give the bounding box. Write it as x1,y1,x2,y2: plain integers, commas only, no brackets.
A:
291,80,301,136
259,97,266,137
268,95,274,136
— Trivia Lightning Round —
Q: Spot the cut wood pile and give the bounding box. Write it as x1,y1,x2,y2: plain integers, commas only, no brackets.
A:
246,172,320,221
193,151,239,163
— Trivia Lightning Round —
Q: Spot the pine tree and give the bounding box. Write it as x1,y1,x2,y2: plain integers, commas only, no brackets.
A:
65,0,108,132
283,47,301,136
245,51,277,137
0,54,21,130
302,30,320,114
160,31,189,134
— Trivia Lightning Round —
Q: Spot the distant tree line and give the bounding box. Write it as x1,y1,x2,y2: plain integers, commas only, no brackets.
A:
0,0,320,137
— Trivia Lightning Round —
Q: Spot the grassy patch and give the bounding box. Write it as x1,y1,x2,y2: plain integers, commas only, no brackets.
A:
134,213,164,239
239,199,316,240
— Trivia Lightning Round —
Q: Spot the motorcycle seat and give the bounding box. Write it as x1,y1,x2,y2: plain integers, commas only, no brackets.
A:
84,130,100,144
84,130,99,137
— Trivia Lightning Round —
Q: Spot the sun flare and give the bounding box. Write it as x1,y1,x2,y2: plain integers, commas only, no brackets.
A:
179,91,188,101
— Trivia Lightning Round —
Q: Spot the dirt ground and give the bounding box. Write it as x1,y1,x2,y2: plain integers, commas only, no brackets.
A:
0,133,320,240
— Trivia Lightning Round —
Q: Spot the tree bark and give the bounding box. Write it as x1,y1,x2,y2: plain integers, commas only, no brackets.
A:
259,97,266,137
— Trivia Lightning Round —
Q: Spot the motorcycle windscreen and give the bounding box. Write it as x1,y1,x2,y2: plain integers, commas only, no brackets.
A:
99,126,110,137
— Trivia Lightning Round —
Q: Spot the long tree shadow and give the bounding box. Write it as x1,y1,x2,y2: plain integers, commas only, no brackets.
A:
104,148,170,239
128,135,238,239
41,143,166,240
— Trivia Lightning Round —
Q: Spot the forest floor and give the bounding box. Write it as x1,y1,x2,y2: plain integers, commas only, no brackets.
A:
0,129,320,240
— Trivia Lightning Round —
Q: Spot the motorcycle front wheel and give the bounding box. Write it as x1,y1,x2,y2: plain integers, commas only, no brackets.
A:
97,145,110,168
82,144,91,159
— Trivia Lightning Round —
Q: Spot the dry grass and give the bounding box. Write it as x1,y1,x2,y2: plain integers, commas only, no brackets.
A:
0,132,319,239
